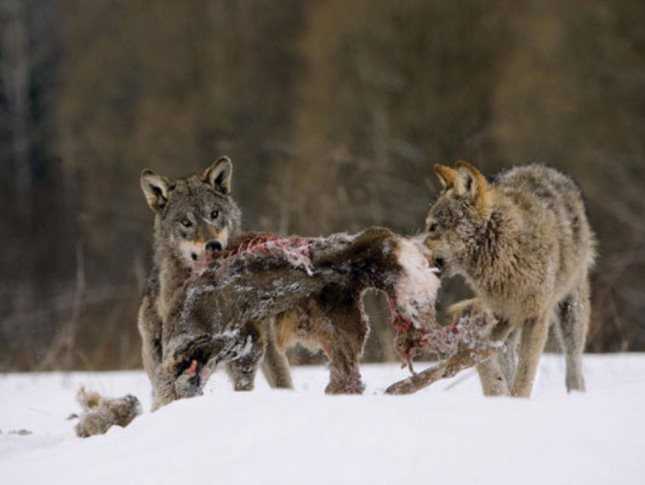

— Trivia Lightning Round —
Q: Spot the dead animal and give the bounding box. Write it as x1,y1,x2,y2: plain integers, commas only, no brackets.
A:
73,387,142,438
385,298,505,395
154,227,442,407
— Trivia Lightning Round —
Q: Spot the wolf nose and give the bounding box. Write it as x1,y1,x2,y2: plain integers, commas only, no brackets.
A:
205,240,223,253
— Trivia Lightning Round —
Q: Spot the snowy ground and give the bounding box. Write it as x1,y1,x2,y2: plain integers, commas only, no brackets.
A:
1,354,644,485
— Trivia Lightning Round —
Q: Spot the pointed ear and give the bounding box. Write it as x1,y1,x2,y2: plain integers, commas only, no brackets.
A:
140,169,170,212
203,156,233,194
455,160,491,215
433,164,459,191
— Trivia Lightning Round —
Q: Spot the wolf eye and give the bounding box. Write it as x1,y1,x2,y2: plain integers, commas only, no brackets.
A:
180,218,192,228
210,210,219,220
428,222,439,233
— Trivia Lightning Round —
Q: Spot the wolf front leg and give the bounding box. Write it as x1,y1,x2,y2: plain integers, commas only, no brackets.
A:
476,324,518,396
138,297,164,407
511,313,550,398
151,364,180,411
476,356,510,396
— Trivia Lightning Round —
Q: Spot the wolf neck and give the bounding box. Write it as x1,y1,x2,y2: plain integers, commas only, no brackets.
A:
152,224,192,323
459,199,522,306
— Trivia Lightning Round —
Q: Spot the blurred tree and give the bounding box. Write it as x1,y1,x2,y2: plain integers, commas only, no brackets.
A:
492,0,645,349
0,0,70,369
51,0,305,368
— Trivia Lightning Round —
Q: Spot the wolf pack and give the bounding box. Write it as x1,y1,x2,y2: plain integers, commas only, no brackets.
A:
74,157,596,437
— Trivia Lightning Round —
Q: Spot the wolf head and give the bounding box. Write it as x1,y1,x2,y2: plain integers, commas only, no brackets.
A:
140,157,242,271
424,161,493,277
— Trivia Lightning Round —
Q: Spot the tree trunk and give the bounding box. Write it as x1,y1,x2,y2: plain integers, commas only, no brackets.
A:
1,0,32,216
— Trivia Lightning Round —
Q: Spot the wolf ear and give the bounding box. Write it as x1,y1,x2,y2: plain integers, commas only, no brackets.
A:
140,170,170,212
433,164,459,191
203,156,233,194
455,160,491,215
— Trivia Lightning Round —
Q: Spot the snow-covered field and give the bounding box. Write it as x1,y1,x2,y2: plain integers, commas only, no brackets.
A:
1,354,644,485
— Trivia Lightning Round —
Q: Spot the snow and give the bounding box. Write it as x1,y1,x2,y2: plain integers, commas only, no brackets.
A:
1,354,644,485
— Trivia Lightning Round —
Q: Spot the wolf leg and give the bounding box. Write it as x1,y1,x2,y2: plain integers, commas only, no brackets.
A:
477,326,519,396
497,329,519,386
261,317,294,389
558,279,590,392
138,298,163,408
476,357,510,396
511,314,549,398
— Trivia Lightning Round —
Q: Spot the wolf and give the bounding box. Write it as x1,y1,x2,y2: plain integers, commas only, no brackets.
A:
138,157,293,409
425,161,596,397
139,158,374,410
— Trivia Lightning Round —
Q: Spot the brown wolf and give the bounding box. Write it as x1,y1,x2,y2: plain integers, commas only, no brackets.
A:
138,157,293,409
425,162,595,397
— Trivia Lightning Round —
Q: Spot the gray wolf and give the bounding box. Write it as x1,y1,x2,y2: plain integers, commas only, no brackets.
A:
138,157,292,410
425,161,595,397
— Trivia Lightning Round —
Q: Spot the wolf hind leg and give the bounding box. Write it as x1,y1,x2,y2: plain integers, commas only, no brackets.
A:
558,279,590,393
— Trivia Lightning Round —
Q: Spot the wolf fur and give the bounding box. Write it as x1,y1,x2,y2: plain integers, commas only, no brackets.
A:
138,157,293,410
425,162,596,397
